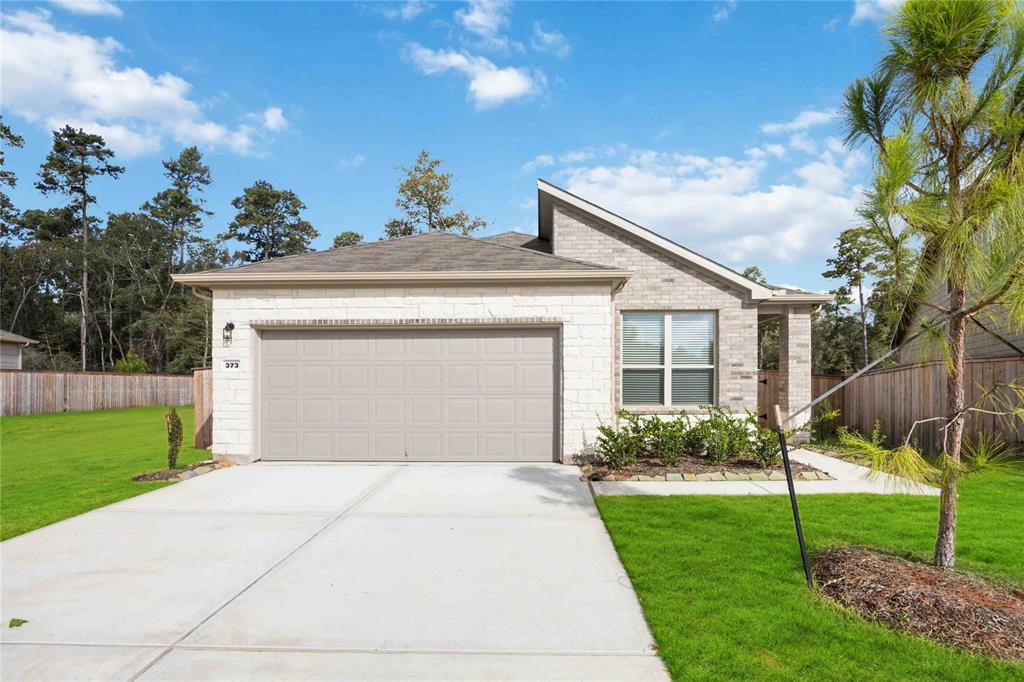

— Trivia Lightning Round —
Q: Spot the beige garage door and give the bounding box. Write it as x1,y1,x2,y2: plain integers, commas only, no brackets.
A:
259,328,558,461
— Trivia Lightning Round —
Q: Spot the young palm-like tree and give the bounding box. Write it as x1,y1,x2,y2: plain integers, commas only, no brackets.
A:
842,0,1024,567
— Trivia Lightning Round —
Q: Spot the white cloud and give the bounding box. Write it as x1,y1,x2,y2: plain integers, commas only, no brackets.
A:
788,133,818,154
405,42,542,108
765,143,786,157
546,139,864,266
50,0,121,17
261,106,288,131
379,0,432,21
521,153,555,172
850,0,902,25
338,153,366,170
711,0,736,22
530,22,570,58
760,109,835,134
454,0,520,52
0,9,285,157
823,15,841,31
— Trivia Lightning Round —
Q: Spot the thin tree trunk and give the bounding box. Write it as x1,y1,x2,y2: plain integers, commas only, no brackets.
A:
858,279,869,367
935,283,967,568
80,177,89,371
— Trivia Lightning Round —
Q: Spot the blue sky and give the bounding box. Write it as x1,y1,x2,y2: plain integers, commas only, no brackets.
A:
1,0,899,291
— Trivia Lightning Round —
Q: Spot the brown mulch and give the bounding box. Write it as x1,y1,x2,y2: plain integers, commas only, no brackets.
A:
586,453,821,478
814,546,1024,661
132,460,220,482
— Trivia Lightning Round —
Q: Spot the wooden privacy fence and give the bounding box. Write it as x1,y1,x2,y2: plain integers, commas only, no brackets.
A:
0,370,193,417
193,367,213,449
757,372,844,430
759,357,1024,454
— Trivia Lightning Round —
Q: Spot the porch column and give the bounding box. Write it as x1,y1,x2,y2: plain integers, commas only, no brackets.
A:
778,305,812,442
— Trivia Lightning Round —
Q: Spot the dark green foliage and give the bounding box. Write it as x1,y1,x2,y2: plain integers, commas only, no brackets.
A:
333,230,364,247
647,414,689,466
749,425,782,467
164,408,183,470
114,350,148,374
142,146,212,267
221,180,318,262
595,412,646,469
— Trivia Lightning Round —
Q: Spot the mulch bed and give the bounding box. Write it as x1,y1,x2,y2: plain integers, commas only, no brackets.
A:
585,453,824,479
132,460,224,483
815,546,1024,661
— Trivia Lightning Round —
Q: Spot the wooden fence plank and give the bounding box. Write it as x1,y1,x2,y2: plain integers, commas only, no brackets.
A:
0,370,194,417
758,357,1023,454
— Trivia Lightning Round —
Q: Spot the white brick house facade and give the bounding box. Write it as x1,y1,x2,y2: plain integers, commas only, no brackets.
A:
175,179,827,465
211,285,615,463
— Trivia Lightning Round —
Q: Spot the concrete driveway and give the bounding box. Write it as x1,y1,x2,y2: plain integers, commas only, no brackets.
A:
1,463,666,681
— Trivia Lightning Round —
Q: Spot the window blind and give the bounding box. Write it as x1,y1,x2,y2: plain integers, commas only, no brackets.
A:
623,369,664,405
671,313,714,365
671,368,714,405
622,313,664,365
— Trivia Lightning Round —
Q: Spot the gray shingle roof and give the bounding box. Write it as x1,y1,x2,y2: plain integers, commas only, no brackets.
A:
0,330,37,344
482,231,552,253
196,231,612,275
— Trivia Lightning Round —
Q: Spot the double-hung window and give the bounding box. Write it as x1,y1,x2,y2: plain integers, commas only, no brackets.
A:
621,312,716,406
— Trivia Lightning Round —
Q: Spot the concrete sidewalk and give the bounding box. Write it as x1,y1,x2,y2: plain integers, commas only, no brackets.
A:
1,463,667,681
592,449,940,497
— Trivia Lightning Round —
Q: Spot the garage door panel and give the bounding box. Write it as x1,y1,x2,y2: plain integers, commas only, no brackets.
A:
260,329,557,462
338,398,369,425
336,365,368,390
373,365,405,390
409,365,443,391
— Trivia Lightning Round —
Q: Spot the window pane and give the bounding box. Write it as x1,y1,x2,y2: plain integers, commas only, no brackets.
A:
622,313,664,365
623,369,664,405
671,368,714,405
672,313,714,365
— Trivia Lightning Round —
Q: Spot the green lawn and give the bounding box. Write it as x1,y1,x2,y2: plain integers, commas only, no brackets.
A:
597,471,1024,681
1,406,208,540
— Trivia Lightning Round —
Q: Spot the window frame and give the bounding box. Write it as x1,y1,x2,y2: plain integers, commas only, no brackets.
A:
620,311,717,408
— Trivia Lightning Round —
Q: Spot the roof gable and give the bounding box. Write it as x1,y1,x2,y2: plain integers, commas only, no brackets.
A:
537,179,783,301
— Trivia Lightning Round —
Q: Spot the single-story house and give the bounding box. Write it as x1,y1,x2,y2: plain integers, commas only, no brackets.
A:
0,330,37,370
173,180,829,464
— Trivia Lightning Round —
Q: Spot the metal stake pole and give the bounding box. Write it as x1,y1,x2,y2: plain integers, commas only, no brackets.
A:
774,405,814,589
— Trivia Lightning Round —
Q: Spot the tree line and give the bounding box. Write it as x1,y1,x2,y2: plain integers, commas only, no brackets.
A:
0,125,487,374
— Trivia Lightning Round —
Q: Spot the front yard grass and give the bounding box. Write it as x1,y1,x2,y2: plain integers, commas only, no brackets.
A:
597,470,1024,681
1,406,208,540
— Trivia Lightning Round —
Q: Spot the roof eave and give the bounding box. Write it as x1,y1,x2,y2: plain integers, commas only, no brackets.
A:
537,179,777,301
172,269,632,288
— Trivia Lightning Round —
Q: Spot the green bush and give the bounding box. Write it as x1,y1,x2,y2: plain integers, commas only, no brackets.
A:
164,408,183,470
698,406,753,464
750,424,782,467
648,413,690,466
595,412,646,469
115,350,149,374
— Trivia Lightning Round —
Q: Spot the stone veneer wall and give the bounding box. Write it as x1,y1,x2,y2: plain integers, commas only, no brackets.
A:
549,204,759,415
211,284,614,463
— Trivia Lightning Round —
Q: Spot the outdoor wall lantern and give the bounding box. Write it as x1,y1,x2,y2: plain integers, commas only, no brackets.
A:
223,322,235,345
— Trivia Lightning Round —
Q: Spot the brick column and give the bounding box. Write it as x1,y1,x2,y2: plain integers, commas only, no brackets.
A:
778,305,812,442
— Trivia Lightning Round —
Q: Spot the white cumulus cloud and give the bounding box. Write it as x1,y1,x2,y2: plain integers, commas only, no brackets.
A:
50,0,122,17
760,109,836,135
850,0,902,25
0,9,286,157
530,22,570,58
379,0,432,21
711,0,736,22
405,42,542,109
261,107,288,131
454,0,520,53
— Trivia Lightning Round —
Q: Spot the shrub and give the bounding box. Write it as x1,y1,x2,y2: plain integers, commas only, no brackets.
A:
648,413,689,466
165,408,183,470
115,350,149,374
698,405,752,464
595,412,646,469
750,425,782,467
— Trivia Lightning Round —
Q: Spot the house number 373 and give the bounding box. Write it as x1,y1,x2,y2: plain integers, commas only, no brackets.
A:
222,359,241,370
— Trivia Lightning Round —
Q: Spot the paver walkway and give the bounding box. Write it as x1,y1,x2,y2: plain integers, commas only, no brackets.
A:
592,449,940,496
1,463,668,681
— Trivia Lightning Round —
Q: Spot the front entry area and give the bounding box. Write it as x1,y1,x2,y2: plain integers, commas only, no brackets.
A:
258,327,559,462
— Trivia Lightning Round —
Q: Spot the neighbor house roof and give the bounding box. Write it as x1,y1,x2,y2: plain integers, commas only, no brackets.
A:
482,231,552,253
0,330,37,345
173,231,630,288
535,179,830,305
